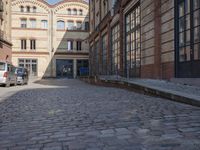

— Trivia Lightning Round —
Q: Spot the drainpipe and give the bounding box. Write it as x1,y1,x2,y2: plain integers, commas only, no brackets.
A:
50,9,54,77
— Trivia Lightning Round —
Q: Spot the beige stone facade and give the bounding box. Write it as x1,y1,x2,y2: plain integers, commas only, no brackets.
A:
0,0,12,63
11,0,89,78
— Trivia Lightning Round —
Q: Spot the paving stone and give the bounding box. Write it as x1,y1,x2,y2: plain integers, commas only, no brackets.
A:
0,79,199,149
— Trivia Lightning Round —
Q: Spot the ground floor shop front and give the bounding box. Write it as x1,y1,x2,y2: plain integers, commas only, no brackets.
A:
12,53,89,79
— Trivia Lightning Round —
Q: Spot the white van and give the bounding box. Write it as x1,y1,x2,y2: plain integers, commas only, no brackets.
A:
0,62,17,87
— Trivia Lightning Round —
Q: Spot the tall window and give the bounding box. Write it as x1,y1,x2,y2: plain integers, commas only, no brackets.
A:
21,39,27,50
102,34,107,75
85,22,89,31
20,6,24,12
102,0,108,18
79,9,83,15
26,6,30,12
21,19,27,28
77,21,82,30
57,20,65,30
67,21,74,30
33,6,37,13
30,39,36,50
77,41,82,51
175,0,200,77
30,19,36,28
67,9,71,15
111,24,120,75
125,4,141,78
41,20,48,29
94,41,99,74
67,40,73,50
73,9,77,15
177,0,200,62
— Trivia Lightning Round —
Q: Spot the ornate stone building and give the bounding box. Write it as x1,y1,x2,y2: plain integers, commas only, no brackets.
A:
89,0,200,79
11,0,89,78
0,0,12,63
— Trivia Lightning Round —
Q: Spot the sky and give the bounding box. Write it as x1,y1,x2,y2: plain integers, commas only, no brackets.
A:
47,0,88,5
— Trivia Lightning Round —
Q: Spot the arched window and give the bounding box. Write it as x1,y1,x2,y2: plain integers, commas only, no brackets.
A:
33,6,37,13
73,9,77,15
79,9,83,15
67,8,71,15
26,6,30,12
57,20,65,29
20,6,24,12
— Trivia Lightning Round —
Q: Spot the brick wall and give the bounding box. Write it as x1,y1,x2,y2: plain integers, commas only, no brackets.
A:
0,42,12,63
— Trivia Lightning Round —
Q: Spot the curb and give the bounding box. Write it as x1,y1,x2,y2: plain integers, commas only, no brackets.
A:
80,78,200,107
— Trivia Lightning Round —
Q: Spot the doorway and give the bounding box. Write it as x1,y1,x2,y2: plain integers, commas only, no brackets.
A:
56,59,73,78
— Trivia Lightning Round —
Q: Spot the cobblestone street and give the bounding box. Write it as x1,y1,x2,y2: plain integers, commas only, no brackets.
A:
0,79,200,150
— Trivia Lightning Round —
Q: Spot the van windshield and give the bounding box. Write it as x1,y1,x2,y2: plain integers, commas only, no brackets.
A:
17,68,23,74
0,62,5,71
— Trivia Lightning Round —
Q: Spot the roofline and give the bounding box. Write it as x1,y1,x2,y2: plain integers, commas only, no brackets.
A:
53,0,89,7
12,0,88,8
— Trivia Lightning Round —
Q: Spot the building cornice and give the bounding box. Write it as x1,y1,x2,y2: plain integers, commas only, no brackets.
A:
12,51,49,55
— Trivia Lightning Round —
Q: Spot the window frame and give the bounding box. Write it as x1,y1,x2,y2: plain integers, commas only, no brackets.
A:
21,19,27,28
57,20,65,30
41,20,48,29
111,23,120,75
21,39,27,50
30,39,36,50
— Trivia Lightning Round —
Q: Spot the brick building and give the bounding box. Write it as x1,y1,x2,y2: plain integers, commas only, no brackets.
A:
0,0,12,63
89,0,200,79
11,0,89,78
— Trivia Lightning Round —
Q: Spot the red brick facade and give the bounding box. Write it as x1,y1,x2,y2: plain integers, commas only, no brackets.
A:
0,41,12,63
89,0,176,80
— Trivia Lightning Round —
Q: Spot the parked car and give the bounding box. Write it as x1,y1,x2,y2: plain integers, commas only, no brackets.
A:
16,67,29,85
0,62,17,87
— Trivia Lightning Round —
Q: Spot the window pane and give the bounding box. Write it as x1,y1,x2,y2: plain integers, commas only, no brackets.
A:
194,10,200,27
21,19,27,28
194,0,200,10
30,19,36,28
179,32,184,46
194,26,200,43
41,20,48,29
57,21,65,29
194,44,200,60
179,2,185,17
186,15,190,29
67,21,74,30
186,30,190,45
185,0,190,14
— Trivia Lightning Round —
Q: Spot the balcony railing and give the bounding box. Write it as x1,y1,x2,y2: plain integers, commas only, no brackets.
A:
57,48,89,53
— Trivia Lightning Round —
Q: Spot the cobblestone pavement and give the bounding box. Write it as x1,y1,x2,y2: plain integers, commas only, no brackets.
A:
0,79,200,150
